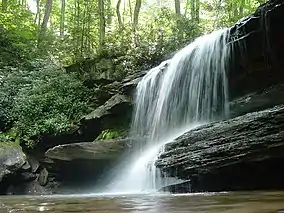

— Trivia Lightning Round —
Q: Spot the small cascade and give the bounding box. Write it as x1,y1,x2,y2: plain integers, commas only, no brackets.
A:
107,28,231,193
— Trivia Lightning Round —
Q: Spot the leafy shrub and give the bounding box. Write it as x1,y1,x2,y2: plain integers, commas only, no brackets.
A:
0,132,13,143
0,61,95,147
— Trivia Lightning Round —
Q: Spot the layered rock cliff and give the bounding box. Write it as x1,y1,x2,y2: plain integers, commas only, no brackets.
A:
157,105,284,192
229,0,284,98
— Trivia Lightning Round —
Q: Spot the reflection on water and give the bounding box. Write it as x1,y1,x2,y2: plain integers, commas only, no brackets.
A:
0,191,283,213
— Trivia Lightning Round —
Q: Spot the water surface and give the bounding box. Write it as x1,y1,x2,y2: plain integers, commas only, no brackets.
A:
0,191,283,212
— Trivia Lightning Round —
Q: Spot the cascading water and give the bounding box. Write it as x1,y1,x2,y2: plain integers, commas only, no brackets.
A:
107,28,231,193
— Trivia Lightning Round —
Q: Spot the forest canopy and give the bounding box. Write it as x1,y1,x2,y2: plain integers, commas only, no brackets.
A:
0,0,266,65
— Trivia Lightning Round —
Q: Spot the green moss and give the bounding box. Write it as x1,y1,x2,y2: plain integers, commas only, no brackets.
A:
0,132,12,142
96,129,124,140
0,133,20,148
0,129,21,147
0,141,21,148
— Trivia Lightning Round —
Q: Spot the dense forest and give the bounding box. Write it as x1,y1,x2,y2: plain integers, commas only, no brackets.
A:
0,0,265,148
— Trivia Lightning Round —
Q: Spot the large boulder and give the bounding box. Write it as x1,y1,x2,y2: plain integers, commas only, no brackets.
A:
42,138,132,193
79,94,132,140
156,105,284,192
0,143,44,195
0,143,27,182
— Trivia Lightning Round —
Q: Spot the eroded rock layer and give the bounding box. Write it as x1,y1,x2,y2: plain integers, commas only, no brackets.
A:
156,105,284,192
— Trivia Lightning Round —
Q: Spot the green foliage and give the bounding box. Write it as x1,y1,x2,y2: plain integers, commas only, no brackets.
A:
199,0,265,30
93,8,202,79
0,128,20,144
0,28,25,67
140,7,201,53
0,61,95,147
0,132,13,143
0,3,38,60
96,129,123,140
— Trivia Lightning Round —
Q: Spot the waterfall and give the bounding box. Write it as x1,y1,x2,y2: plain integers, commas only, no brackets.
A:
107,28,231,193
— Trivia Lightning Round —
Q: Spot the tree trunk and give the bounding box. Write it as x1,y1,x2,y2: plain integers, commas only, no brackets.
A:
21,0,27,7
156,0,161,6
123,0,126,23
195,0,200,23
190,0,195,21
106,0,112,25
40,0,53,39
81,1,87,56
190,0,196,21
184,0,190,16
190,0,199,22
60,0,66,37
175,0,182,39
133,0,142,33
75,0,80,58
128,0,133,23
175,0,181,15
98,0,106,49
87,2,92,54
116,0,123,30
2,0,7,11
239,0,246,17
34,0,41,25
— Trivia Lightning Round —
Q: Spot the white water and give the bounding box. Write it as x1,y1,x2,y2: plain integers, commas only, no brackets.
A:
107,28,231,193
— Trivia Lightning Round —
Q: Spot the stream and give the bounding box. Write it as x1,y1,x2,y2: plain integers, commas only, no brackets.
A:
0,191,283,212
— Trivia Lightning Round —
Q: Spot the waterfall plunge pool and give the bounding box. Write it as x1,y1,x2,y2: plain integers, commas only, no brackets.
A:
0,191,283,212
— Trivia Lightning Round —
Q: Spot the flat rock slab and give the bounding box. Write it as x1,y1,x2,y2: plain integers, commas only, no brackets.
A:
83,94,131,121
45,139,131,161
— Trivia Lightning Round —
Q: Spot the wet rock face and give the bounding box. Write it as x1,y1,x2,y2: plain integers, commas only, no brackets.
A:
229,84,284,117
229,0,284,99
156,105,284,192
